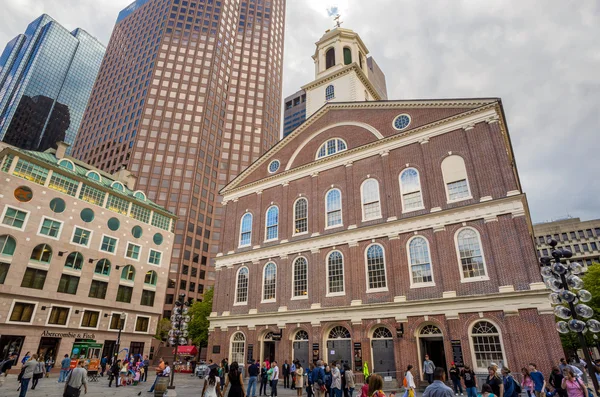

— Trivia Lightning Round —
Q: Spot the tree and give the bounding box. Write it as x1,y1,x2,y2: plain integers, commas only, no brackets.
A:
188,288,214,347
155,318,172,341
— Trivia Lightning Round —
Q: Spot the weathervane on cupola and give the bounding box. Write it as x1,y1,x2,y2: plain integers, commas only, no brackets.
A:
334,14,343,28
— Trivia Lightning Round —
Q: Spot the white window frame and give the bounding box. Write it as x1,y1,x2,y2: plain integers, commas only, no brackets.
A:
0,205,30,231
326,250,345,297
85,170,102,182
261,262,277,303
325,188,343,229
133,314,151,334
292,197,308,236
148,249,163,266
70,225,93,248
6,299,38,325
468,319,507,372
441,155,473,203
399,168,425,212
316,138,348,160
364,243,388,293
229,332,246,364
360,178,382,221
239,212,253,248
37,216,64,241
45,304,73,328
291,256,309,300
79,308,102,330
99,234,119,255
108,311,128,332
111,181,125,191
407,236,436,288
234,266,249,306
454,227,490,283
125,242,142,262
264,205,279,242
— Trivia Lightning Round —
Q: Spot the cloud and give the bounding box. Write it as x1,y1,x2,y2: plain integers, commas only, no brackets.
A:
1,0,599,223
327,7,338,17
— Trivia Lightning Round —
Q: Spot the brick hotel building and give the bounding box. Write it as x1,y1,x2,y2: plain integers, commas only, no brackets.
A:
207,27,563,381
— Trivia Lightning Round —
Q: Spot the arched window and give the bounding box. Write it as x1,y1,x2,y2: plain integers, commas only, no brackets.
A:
265,206,279,241
361,179,382,220
325,85,335,101
441,155,471,201
294,198,308,234
121,265,135,281
327,251,344,295
325,47,335,69
0,235,16,256
317,138,347,159
64,252,84,270
293,257,308,298
30,244,52,264
471,321,505,370
326,189,343,228
456,228,487,280
262,262,277,301
420,324,442,335
400,168,424,211
111,181,125,192
94,259,111,276
133,191,146,201
295,330,309,340
230,332,246,364
366,244,387,290
86,171,101,182
144,270,157,285
239,213,252,247
372,327,393,339
408,237,433,285
235,267,249,304
343,47,352,65
328,326,351,339
58,159,75,171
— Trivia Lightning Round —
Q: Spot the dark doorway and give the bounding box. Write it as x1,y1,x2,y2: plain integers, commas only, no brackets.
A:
293,341,309,368
327,340,351,367
372,339,396,378
102,341,116,361
420,337,447,377
0,335,25,361
37,337,61,364
130,342,145,358
263,341,275,362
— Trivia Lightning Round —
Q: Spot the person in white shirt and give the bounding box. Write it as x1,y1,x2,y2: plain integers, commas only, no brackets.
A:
404,365,416,397
271,361,279,397
162,362,171,377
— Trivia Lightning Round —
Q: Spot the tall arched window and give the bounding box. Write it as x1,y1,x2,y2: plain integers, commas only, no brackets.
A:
408,237,433,285
343,47,352,65
325,85,335,101
326,189,343,228
294,198,308,234
366,244,387,291
470,321,505,370
30,244,52,264
64,252,84,270
144,270,158,285
456,228,487,280
121,265,135,281
0,235,16,256
262,262,277,301
441,155,471,201
293,257,308,298
361,179,382,220
265,206,279,241
400,168,424,211
94,259,111,276
235,267,249,304
230,332,246,364
239,213,252,247
327,251,344,295
325,48,336,69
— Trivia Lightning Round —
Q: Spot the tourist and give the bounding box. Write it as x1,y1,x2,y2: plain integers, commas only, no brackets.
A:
63,359,88,397
224,361,246,397
0,352,18,387
21,352,31,365
202,367,223,397
260,361,269,396
528,363,546,397
271,360,280,397
461,365,476,397
312,360,326,397
559,359,583,377
449,362,463,396
296,363,305,397
19,353,39,397
422,368,453,397
248,360,259,397
344,364,355,397
361,376,370,397
481,384,496,397
147,357,166,392
500,367,518,397
369,373,396,397
283,360,291,389
404,366,416,397
331,362,342,397
31,355,46,389
325,364,332,397
291,360,297,389
100,355,108,377
307,363,315,397
108,359,121,388
485,366,503,397
548,366,567,397
220,361,227,390
561,368,586,397
142,355,150,382
522,367,533,397
58,354,71,383
45,355,54,378
423,355,435,385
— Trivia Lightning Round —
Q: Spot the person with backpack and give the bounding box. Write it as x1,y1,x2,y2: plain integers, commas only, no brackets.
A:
31,355,46,389
108,359,121,388
500,367,519,397
312,360,326,397
63,359,88,397
307,363,315,397
528,364,546,397
403,365,416,397
461,365,477,397
18,353,39,397
21,352,31,365
561,367,586,397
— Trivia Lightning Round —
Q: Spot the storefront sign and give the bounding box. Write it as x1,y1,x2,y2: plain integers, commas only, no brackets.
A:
451,340,464,367
41,330,96,339
312,343,319,363
353,343,363,371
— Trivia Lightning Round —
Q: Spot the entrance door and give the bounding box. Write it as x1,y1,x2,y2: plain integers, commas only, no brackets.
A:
130,342,145,358
103,341,116,361
37,337,61,364
419,324,447,379
293,341,309,367
372,339,396,378
327,340,351,366
263,342,275,362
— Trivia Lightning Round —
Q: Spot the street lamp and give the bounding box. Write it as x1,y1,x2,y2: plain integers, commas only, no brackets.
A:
113,312,126,365
168,293,191,389
540,239,600,393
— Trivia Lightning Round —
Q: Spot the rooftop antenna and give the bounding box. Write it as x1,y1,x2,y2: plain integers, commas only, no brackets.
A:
334,14,343,28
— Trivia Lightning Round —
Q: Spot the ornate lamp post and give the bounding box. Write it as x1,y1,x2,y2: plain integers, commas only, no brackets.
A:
168,293,191,389
113,312,126,365
540,239,600,393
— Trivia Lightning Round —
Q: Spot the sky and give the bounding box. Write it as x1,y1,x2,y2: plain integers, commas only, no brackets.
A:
0,0,598,223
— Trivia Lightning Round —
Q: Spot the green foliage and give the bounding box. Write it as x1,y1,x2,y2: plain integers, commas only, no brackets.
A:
188,288,214,347
155,318,172,341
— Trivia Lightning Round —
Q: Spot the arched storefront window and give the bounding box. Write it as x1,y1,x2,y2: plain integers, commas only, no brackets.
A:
471,321,505,370
230,332,246,364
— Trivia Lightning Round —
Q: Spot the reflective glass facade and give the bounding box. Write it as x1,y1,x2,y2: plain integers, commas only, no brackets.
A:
0,15,105,152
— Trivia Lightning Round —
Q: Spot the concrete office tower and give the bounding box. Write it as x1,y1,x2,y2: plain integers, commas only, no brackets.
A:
72,0,286,316
0,15,105,152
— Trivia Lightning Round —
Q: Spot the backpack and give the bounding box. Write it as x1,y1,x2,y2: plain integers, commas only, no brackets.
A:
512,376,521,394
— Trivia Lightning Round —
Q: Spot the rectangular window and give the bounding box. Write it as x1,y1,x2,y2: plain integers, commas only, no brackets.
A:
135,316,150,332
107,194,129,215
130,203,151,223
151,212,171,231
537,236,544,244
79,184,106,206
57,274,79,294
48,173,78,196
586,229,593,238
0,262,9,284
582,243,589,252
140,290,155,306
595,228,600,236
574,245,581,253
9,302,35,322
542,249,548,256
48,306,70,325
81,310,100,328
591,242,598,251
578,230,585,239
39,218,62,238
116,285,133,303
21,268,47,289
553,234,560,241
447,179,470,201
570,232,576,239
2,207,28,229
100,236,118,253
72,227,91,246
88,280,108,299
13,159,48,185
1,154,14,172
561,233,568,241
148,250,162,265
126,243,141,260
109,313,125,330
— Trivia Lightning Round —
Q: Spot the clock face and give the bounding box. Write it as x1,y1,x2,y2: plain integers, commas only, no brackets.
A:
14,186,33,202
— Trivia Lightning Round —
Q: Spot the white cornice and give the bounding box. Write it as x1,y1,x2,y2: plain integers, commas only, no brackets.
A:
215,195,525,268
302,63,381,101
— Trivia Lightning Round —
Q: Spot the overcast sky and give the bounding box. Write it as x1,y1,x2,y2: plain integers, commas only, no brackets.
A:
1,0,598,223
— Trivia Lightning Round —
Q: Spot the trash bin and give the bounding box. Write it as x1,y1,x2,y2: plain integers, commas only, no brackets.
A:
154,376,170,397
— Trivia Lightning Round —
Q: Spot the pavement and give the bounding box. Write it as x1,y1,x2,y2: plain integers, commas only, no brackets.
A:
0,373,307,397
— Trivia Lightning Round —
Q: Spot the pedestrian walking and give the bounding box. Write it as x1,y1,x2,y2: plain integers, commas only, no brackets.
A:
201,368,223,397
461,365,476,397
403,366,416,397
224,361,246,397
423,355,435,385
58,354,71,383
522,367,533,397
100,355,108,377
108,360,121,388
501,367,518,397
331,362,342,397
248,360,259,397
142,355,150,382
449,362,463,396
312,360,326,397
549,366,567,397
45,356,54,378
324,365,332,397
21,352,31,365
307,363,315,397
368,374,396,397
260,361,269,396
63,359,88,397
283,360,291,389
18,353,39,397
422,368,453,397
528,364,546,397
31,356,46,389
271,360,280,397
485,366,503,397
481,384,496,397
561,368,586,397
344,364,355,397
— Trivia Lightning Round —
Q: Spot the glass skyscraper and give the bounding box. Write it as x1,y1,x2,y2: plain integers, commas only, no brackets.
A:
0,14,105,152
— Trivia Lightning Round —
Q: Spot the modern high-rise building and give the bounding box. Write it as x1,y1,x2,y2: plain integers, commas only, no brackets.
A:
0,15,105,152
534,217,600,267
282,90,306,137
72,0,286,317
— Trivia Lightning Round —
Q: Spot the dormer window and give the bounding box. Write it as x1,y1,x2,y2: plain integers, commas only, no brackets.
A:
317,138,347,159
111,181,125,192
325,47,335,69
86,171,101,182
57,159,75,171
133,191,146,201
